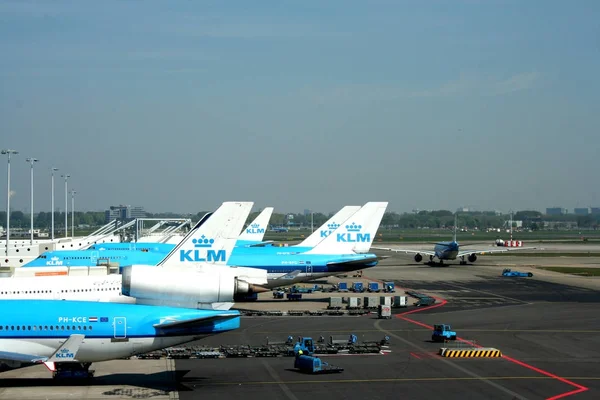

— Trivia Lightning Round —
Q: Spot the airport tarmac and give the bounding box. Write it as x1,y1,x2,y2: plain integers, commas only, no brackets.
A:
2,244,599,399
173,263,600,400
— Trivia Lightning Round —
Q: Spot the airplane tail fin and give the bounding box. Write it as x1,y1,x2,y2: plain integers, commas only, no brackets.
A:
157,202,253,267
303,202,388,255
296,206,361,248
237,207,274,242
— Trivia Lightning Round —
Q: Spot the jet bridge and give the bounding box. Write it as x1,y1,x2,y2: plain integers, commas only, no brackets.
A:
134,218,191,243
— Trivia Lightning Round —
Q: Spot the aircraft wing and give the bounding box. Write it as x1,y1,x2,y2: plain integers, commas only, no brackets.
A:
244,241,275,247
0,334,85,372
0,350,47,364
272,270,302,280
154,313,239,330
456,246,537,258
326,256,381,266
371,246,436,257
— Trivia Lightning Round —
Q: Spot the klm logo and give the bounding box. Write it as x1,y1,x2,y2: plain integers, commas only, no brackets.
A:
46,256,63,266
320,222,340,238
55,348,74,359
179,235,226,262
246,223,265,235
336,222,371,243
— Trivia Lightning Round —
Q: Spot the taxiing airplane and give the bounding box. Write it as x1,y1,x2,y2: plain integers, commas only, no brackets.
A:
1,202,268,310
373,215,535,265
0,299,240,377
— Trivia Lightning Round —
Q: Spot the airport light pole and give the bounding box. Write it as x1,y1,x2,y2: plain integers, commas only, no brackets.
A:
71,189,76,238
61,174,70,238
25,158,39,245
1,149,18,256
51,167,58,240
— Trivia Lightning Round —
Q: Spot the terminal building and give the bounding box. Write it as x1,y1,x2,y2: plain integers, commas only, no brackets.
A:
574,207,590,215
545,207,567,216
105,205,146,223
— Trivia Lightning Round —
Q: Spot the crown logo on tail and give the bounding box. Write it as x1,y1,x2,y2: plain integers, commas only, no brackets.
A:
346,222,362,232
192,235,215,248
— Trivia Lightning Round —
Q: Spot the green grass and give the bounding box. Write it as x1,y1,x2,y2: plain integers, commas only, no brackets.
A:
266,229,600,243
537,267,600,276
487,252,600,257
70,227,600,244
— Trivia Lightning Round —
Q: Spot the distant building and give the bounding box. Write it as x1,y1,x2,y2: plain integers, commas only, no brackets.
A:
303,209,311,216
591,207,600,215
574,208,590,216
105,205,146,223
546,207,566,216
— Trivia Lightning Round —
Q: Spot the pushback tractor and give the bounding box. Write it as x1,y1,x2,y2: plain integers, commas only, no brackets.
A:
432,324,457,342
293,337,344,374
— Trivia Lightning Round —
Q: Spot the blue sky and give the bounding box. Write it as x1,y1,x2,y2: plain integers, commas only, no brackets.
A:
1,0,599,215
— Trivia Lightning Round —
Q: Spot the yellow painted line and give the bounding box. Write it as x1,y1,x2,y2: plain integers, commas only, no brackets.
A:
206,376,600,386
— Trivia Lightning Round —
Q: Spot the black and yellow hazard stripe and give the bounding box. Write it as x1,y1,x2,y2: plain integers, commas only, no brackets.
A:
440,348,502,358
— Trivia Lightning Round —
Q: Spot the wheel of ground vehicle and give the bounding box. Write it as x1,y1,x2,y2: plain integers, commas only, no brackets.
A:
527,272,533,277
450,335,456,340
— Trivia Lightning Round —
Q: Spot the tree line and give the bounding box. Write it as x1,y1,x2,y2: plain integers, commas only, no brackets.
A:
1,209,598,231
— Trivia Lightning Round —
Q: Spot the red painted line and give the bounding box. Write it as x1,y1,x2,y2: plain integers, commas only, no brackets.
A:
409,352,422,359
502,356,588,400
394,293,589,399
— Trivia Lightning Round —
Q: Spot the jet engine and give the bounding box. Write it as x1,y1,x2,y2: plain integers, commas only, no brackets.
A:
414,253,423,263
121,265,268,310
468,254,477,263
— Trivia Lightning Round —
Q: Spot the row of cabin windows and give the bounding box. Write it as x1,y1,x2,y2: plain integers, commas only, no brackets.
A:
0,325,93,331
0,287,120,295
36,255,126,260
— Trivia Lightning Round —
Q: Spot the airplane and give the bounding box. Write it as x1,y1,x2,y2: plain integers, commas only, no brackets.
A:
19,202,390,290
1,202,268,310
231,207,274,247
223,202,389,288
83,207,275,253
373,215,536,266
228,205,362,253
23,205,361,266
23,206,276,267
0,299,240,378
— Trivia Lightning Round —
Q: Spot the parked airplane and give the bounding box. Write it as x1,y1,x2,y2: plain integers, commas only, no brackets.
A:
373,215,535,265
1,202,268,310
23,206,275,267
0,299,240,378
232,207,274,247
24,205,362,266
231,205,362,253
225,202,389,287
83,207,275,253
20,202,389,289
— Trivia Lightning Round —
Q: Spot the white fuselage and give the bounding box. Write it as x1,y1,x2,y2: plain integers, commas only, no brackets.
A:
0,335,207,369
0,275,132,303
